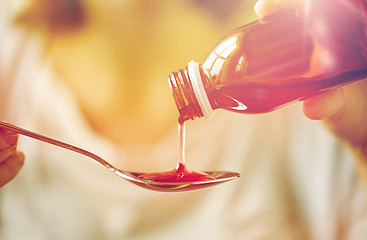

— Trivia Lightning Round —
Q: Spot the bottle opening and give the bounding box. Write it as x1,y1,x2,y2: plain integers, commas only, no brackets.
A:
187,61,214,120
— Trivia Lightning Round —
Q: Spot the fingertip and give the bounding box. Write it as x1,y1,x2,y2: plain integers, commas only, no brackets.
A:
5,131,19,146
254,0,300,18
254,0,267,18
16,151,25,166
302,89,345,120
0,151,25,188
0,128,19,150
255,0,280,18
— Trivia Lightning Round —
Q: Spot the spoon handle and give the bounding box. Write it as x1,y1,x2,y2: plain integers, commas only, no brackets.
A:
0,121,115,171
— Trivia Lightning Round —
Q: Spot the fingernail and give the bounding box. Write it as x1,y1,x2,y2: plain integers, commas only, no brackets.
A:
5,131,18,146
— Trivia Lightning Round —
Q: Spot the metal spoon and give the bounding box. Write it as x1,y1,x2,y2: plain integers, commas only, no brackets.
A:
0,121,239,192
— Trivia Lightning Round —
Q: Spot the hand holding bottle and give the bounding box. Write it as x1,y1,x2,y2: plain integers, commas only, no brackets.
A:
256,0,367,180
0,127,24,188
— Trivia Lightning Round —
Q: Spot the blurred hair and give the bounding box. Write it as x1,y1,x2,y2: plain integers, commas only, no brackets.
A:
191,0,246,20
15,0,86,33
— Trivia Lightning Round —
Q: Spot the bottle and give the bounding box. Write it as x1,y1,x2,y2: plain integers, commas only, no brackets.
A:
169,0,367,123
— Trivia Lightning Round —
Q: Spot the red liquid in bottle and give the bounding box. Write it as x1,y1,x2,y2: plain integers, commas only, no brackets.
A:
137,120,214,183
206,1,367,114
169,0,367,121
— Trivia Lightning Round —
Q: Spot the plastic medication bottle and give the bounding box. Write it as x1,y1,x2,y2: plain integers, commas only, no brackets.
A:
168,0,367,123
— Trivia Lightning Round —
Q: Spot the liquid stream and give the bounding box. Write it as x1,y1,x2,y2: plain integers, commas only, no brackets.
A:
138,121,215,183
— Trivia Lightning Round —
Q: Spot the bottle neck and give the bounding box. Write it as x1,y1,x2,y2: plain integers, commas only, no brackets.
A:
169,61,214,123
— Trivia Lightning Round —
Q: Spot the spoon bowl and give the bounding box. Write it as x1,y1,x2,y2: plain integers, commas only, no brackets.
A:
121,171,239,192
0,121,239,192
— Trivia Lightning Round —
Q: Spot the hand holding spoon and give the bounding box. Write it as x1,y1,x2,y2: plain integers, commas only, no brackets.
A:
0,121,239,192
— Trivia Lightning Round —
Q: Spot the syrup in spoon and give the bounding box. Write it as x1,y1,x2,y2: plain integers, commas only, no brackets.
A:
0,121,239,192
137,121,216,183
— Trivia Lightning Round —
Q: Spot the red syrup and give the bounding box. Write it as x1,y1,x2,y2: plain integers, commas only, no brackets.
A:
137,119,215,183
169,0,367,121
